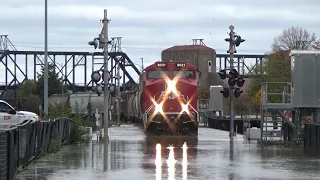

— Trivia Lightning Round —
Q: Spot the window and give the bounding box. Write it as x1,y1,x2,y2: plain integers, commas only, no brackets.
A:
179,53,182,59
0,102,13,113
147,70,170,79
173,70,195,79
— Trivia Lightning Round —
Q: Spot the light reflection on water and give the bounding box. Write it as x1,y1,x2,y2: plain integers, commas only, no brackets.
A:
15,126,320,180
182,142,188,180
155,142,189,180
155,143,162,180
167,145,176,180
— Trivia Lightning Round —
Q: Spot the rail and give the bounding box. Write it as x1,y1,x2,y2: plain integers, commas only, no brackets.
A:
0,118,75,180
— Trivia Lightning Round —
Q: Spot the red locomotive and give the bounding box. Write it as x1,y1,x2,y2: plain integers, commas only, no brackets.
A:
127,61,199,136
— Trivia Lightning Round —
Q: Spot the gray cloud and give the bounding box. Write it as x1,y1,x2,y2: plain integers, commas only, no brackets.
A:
1,0,320,83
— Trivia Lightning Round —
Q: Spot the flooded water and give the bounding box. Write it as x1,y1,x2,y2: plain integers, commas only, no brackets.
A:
17,125,320,180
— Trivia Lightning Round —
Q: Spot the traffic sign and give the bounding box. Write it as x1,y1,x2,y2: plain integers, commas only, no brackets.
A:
256,89,261,102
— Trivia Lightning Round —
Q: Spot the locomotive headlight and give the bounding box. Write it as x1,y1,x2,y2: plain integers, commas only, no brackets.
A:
155,104,163,113
181,104,188,112
167,80,176,92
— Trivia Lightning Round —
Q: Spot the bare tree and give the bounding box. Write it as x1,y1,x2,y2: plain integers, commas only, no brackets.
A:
271,26,317,51
312,39,320,50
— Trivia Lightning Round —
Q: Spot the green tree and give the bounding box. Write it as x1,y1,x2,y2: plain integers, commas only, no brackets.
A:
248,51,291,103
19,79,38,97
24,94,42,114
36,63,64,98
248,26,317,102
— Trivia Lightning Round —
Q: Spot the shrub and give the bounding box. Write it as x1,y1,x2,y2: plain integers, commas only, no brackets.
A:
47,103,91,145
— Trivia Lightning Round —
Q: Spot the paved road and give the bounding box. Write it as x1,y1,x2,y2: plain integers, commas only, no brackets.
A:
17,125,320,180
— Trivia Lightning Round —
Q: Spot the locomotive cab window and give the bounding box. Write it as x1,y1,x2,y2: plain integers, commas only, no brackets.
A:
147,70,170,79
173,70,195,79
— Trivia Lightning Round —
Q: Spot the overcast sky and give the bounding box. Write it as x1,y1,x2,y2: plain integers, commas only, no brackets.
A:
1,0,320,85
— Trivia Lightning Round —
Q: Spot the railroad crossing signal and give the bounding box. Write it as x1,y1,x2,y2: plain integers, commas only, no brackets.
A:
91,70,118,96
224,25,245,53
235,36,245,47
88,38,99,49
221,87,230,98
218,69,245,98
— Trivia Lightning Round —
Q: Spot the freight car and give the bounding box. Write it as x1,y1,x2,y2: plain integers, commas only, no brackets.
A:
127,61,199,136
49,91,135,121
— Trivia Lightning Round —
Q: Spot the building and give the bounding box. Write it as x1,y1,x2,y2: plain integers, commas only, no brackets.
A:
161,39,219,87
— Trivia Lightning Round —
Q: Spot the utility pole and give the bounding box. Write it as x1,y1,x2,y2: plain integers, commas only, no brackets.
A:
89,9,112,142
116,63,121,126
140,57,144,71
103,9,110,141
228,25,236,139
43,0,48,115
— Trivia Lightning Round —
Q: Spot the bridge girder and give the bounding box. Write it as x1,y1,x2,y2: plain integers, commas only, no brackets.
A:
0,49,266,98
0,50,141,97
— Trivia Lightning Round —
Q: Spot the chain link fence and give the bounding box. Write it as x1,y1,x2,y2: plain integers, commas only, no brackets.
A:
0,118,75,180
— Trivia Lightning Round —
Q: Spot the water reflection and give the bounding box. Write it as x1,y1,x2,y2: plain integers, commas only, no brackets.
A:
103,141,109,172
155,144,162,180
167,146,176,180
110,140,127,170
16,126,320,180
182,142,188,180
229,140,235,180
144,136,196,180
144,136,198,157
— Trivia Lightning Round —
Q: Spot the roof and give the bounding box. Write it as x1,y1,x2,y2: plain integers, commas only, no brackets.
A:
289,50,320,56
162,45,215,52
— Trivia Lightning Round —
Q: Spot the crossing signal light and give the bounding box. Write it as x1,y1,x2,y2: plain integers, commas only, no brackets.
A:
228,77,237,87
235,36,245,47
92,85,103,96
234,88,243,98
109,84,116,97
236,77,245,87
218,69,227,79
229,69,238,77
88,38,99,49
91,71,101,83
221,87,230,98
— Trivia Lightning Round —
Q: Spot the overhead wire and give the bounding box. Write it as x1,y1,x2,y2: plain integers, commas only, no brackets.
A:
10,41,269,53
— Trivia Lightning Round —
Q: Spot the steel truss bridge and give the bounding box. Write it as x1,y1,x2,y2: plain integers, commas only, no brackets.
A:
0,35,265,98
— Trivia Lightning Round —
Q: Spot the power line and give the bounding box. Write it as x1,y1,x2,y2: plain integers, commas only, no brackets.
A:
11,41,269,53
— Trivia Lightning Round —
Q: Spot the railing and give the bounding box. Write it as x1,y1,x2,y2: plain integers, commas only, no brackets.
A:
0,118,75,180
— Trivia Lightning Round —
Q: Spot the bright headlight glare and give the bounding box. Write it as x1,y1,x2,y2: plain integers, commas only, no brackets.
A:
155,104,162,112
182,104,188,112
167,80,176,92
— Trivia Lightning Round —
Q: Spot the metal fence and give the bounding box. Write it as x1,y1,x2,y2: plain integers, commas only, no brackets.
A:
304,123,320,149
0,118,75,180
207,117,261,135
